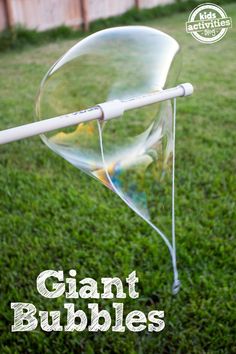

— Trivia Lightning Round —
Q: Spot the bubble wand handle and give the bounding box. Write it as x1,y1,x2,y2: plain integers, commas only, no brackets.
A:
0,83,193,145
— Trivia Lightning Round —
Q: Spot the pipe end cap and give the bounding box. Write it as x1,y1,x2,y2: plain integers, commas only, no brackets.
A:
179,83,194,96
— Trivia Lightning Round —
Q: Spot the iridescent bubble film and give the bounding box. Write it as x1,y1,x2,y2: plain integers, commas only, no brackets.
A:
36,26,181,289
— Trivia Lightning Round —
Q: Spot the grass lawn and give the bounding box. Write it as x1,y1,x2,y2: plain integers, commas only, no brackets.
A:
0,3,235,353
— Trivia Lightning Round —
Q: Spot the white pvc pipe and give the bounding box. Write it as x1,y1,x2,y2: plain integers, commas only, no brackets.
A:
0,83,193,145
0,107,102,145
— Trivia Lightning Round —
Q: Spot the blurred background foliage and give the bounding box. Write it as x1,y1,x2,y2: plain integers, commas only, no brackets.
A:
0,2,235,353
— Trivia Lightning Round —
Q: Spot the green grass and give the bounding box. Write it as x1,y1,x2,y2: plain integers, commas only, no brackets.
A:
0,3,236,353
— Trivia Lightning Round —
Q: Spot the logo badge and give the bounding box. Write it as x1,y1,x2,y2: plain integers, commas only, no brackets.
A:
186,3,232,44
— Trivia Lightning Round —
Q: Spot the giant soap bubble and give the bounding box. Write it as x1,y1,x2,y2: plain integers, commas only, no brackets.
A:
36,26,182,293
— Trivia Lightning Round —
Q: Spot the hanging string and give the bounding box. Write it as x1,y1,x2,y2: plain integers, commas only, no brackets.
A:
98,97,180,295
171,97,180,294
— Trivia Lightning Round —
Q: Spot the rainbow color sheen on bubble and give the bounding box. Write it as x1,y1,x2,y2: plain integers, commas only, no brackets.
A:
36,26,180,245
